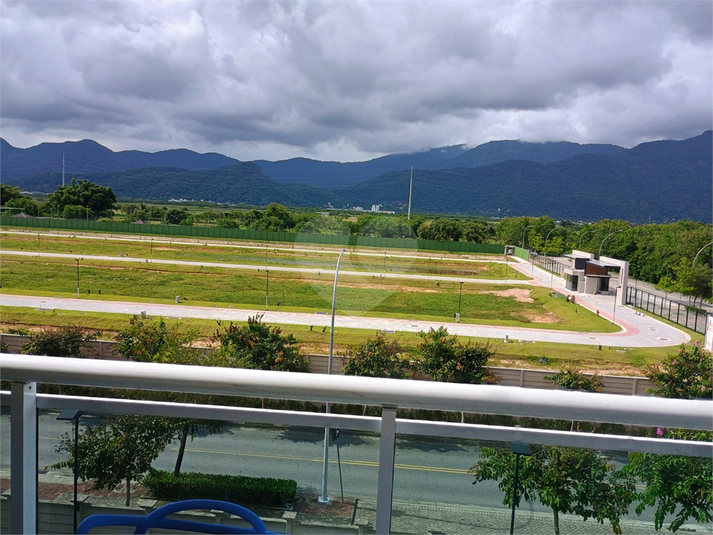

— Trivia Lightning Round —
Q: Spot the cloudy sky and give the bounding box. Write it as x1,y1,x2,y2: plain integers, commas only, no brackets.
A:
1,0,711,162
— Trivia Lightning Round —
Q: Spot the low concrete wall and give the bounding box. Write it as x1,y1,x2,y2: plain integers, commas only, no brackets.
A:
1,334,653,396
0,494,372,535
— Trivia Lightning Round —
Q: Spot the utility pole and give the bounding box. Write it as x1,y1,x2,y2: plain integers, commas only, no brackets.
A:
407,167,413,220
62,152,65,187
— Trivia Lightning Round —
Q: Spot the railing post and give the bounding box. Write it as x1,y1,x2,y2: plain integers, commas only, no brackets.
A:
11,381,37,534
375,405,397,535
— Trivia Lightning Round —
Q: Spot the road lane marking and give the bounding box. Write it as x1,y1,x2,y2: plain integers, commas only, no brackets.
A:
178,446,470,474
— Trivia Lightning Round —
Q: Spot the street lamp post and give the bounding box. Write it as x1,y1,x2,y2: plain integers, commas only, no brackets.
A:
521,225,532,249
37,233,41,256
543,227,557,254
457,281,463,322
319,248,346,504
598,229,625,259
692,241,713,267
509,441,531,534
578,230,593,249
75,258,81,298
265,270,269,311
57,410,82,533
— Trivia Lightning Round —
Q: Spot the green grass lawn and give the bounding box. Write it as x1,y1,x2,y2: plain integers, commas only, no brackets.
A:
1,231,528,280
0,255,614,332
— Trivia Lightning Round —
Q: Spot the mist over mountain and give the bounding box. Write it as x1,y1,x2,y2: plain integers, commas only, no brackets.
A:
2,131,710,223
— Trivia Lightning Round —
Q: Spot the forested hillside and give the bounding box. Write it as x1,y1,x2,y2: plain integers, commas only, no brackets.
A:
3,131,710,223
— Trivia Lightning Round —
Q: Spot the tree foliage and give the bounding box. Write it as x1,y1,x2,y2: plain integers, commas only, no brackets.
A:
342,333,411,379
22,326,100,358
625,439,712,532
114,315,204,365
114,315,220,476
165,208,192,225
647,344,712,400
212,315,309,372
620,344,713,532
417,327,496,384
471,445,636,534
47,178,116,215
546,367,602,392
55,415,178,506
1,184,25,205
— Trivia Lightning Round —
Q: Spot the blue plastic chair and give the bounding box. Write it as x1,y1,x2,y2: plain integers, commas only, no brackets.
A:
75,499,279,534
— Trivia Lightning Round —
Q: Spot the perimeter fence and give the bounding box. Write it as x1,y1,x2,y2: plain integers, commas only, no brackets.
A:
626,286,708,334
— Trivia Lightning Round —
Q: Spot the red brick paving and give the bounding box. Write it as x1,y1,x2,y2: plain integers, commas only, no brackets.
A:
1,478,146,501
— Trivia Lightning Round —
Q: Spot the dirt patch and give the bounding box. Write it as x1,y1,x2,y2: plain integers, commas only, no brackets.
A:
521,312,559,324
477,288,533,303
308,280,438,292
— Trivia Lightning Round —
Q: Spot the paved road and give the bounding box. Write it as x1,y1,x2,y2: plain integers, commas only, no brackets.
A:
0,291,688,347
0,410,656,525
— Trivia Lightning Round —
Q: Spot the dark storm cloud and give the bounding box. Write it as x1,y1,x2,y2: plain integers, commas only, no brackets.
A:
1,0,710,161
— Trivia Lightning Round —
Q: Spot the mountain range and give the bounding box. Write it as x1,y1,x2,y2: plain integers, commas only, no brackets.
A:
1,131,710,223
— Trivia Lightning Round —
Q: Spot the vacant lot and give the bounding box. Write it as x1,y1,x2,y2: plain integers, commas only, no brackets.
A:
0,254,613,332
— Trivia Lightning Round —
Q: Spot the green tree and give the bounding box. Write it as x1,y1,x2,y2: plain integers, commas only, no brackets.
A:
55,415,177,506
5,196,39,216
299,215,351,235
359,216,415,238
419,218,463,241
22,326,100,358
620,344,713,531
546,367,602,393
656,275,678,299
61,204,92,219
114,316,220,476
165,208,189,225
0,184,24,205
647,344,712,400
47,178,116,215
342,333,411,379
471,445,636,534
212,315,309,372
626,435,712,533
417,327,496,384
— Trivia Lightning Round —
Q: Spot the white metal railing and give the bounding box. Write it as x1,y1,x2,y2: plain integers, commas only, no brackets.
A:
2,353,712,534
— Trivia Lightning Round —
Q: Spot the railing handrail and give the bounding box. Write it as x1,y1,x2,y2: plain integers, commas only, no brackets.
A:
2,353,711,430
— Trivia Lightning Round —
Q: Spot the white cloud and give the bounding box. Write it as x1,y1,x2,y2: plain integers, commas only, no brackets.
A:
1,0,710,161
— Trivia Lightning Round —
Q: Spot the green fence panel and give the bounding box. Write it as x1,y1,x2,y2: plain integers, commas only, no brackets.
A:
513,246,530,261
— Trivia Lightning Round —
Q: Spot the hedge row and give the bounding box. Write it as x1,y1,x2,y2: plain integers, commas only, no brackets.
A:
143,469,297,508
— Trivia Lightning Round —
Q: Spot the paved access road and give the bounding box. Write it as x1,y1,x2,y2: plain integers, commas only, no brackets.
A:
0,292,688,347
0,248,689,347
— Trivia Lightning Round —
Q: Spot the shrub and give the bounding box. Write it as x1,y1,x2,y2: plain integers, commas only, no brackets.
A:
143,470,297,508
546,367,602,392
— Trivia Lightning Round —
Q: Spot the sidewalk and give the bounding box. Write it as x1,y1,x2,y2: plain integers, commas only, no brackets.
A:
3,469,710,534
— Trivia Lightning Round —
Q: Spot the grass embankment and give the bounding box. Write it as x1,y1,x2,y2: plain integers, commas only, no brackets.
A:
1,231,528,280
0,305,676,371
0,255,613,331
